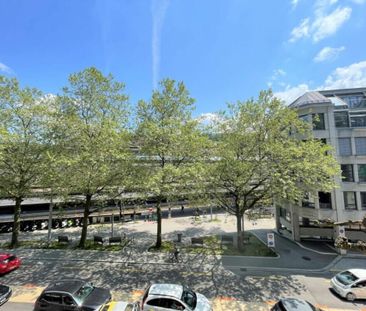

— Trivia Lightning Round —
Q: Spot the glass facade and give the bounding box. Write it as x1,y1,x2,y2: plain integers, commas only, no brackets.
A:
358,164,366,182
340,95,366,108
344,191,357,210
355,137,366,155
361,192,366,210
312,113,325,130
350,112,366,127
334,111,349,128
318,192,332,209
341,164,354,182
338,138,352,156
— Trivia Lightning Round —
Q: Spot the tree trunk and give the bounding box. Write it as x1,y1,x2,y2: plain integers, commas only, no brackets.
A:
236,212,244,250
11,197,22,248
79,193,92,248
155,201,162,248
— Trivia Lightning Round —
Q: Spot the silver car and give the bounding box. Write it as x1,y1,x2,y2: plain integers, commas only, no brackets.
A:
331,269,366,301
141,283,212,311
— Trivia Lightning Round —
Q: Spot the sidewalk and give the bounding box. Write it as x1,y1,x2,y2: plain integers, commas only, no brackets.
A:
2,214,360,274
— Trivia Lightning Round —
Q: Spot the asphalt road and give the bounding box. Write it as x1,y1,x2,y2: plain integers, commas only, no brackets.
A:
1,257,365,310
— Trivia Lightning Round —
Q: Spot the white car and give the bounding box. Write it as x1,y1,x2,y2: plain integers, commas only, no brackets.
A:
331,269,366,301
141,283,212,311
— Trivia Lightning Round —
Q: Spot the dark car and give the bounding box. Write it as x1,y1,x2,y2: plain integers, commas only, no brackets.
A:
271,298,323,311
0,284,12,306
33,279,111,311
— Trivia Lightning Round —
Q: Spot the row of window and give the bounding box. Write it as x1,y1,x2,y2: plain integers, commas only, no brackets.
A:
300,110,366,131
341,164,366,182
339,137,366,156
344,191,366,210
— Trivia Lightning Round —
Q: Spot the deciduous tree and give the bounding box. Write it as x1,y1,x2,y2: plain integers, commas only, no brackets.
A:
136,79,209,248
55,67,132,248
0,76,52,247
210,90,340,249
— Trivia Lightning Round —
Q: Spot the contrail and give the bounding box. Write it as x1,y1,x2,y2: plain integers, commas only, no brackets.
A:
151,0,170,90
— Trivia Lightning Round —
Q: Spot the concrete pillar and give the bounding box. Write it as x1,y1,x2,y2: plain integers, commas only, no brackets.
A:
291,204,301,241
275,204,281,232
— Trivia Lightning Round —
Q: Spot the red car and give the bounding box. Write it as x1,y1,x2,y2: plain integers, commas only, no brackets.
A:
0,253,21,275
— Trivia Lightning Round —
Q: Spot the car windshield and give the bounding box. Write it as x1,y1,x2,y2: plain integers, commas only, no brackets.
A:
74,283,94,304
336,271,359,286
181,286,197,309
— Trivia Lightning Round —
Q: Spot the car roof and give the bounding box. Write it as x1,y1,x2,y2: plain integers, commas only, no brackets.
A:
347,269,366,279
44,279,86,294
280,298,315,311
0,253,11,260
148,284,183,300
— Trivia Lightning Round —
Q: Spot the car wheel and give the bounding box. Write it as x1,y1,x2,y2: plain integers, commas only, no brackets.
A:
346,292,356,301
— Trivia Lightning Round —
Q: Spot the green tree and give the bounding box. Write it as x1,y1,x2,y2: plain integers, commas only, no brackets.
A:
210,90,340,249
136,79,209,248
55,67,132,248
0,76,52,247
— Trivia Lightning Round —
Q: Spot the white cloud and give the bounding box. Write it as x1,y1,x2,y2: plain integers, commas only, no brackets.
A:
291,0,300,8
0,62,13,74
350,0,365,4
268,69,287,87
289,0,351,43
323,60,366,89
314,46,345,62
274,84,311,104
312,7,352,42
151,0,170,90
289,19,310,42
196,113,222,125
274,60,366,104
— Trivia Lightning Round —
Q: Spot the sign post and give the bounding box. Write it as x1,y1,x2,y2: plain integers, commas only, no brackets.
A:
267,232,275,248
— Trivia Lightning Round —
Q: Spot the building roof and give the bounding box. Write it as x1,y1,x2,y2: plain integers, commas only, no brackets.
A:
289,91,331,108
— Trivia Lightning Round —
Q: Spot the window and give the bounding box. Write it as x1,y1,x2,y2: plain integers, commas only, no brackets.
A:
361,192,366,210
358,165,366,182
319,192,332,209
338,138,352,156
41,293,62,304
334,111,349,128
344,192,357,210
312,113,325,130
341,164,354,182
350,112,366,127
355,137,366,155
146,299,163,307
299,114,311,123
63,295,76,306
340,95,366,108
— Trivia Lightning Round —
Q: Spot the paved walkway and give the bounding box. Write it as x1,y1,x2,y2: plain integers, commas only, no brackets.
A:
1,213,362,273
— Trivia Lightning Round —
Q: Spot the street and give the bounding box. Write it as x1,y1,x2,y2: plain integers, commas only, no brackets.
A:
0,257,365,310
0,214,365,310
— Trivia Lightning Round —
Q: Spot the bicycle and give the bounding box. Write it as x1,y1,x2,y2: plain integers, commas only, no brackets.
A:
167,245,180,263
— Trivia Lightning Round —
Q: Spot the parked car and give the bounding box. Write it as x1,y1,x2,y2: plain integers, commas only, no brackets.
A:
0,284,12,306
101,301,140,311
331,268,366,301
141,283,212,311
33,279,111,311
271,298,323,311
0,253,21,275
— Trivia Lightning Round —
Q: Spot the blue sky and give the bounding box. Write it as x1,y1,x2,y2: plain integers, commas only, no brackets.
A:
0,0,366,118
